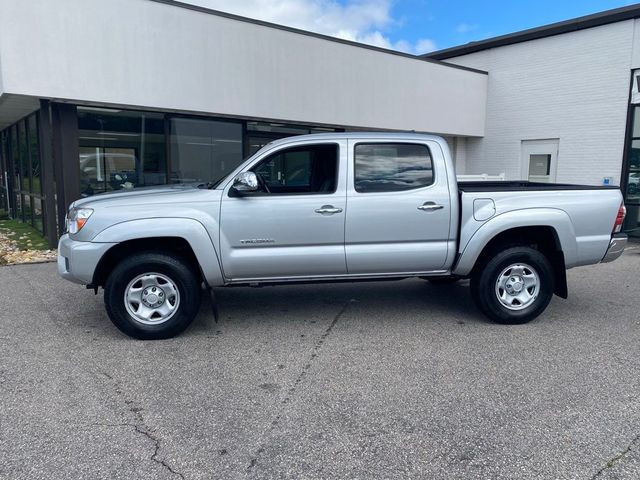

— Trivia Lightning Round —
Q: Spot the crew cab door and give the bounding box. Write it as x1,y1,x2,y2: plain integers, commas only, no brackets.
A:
345,139,451,274
219,140,347,280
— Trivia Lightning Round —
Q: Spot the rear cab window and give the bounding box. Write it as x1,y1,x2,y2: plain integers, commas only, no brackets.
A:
354,143,433,193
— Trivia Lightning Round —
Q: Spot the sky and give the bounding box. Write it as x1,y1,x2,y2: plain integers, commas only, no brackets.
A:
184,0,639,54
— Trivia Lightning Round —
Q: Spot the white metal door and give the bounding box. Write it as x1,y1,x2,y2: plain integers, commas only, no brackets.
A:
521,139,559,183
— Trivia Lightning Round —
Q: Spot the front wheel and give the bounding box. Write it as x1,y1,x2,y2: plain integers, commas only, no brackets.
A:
471,246,554,324
104,252,202,339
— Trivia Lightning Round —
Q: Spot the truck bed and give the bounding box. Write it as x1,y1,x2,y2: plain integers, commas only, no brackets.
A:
455,181,624,273
458,181,620,193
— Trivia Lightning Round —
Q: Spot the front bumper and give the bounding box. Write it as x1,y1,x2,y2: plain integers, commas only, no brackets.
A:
601,233,628,263
57,234,116,285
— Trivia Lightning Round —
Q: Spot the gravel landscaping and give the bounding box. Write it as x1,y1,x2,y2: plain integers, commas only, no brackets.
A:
0,220,56,265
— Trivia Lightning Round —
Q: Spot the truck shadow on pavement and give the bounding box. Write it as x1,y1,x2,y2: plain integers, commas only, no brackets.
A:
184,278,486,337
67,276,554,340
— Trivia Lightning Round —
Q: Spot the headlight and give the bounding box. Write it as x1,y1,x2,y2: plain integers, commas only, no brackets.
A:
67,207,94,234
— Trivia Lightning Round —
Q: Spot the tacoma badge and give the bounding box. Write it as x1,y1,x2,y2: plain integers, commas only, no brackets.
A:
239,238,276,244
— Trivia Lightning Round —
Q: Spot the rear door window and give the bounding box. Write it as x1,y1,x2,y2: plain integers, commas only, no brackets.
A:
354,143,433,193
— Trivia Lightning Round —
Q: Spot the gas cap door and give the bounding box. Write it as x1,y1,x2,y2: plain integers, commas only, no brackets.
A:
473,198,496,221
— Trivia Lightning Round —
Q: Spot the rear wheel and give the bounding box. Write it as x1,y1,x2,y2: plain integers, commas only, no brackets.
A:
104,252,202,339
471,246,554,324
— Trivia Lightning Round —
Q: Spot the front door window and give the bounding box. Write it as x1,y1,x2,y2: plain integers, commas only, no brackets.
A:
252,144,338,194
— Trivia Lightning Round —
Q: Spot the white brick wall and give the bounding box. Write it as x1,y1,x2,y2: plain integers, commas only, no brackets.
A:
446,20,635,185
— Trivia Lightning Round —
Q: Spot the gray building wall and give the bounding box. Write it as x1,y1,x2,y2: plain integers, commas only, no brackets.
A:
445,20,635,185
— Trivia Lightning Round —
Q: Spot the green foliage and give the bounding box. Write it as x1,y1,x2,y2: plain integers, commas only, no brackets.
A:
0,219,49,251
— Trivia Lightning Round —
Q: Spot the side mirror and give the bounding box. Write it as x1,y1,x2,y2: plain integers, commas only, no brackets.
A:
232,172,259,193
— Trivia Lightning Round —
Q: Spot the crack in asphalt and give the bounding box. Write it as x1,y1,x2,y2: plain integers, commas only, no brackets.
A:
591,433,640,479
18,267,185,479
246,299,355,472
16,266,183,479
96,371,186,479
93,422,185,480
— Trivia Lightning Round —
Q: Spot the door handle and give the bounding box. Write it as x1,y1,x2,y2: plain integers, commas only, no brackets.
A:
418,202,444,212
315,205,343,215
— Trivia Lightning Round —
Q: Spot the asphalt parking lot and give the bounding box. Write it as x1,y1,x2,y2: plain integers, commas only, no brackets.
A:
1,249,640,480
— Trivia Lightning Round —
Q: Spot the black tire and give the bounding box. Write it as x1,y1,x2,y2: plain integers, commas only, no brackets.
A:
470,246,554,325
424,277,460,285
104,252,202,339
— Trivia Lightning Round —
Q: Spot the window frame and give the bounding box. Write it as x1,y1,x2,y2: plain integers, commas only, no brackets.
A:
352,141,435,194
242,142,341,197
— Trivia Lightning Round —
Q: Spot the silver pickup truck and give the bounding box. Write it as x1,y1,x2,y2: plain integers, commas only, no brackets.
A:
58,133,627,339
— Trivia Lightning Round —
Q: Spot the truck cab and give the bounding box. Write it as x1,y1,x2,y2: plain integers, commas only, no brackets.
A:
220,135,456,280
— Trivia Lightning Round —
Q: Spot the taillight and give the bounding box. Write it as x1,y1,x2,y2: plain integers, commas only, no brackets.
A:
613,203,626,234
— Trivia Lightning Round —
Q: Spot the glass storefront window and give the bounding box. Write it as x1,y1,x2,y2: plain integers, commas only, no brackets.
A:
0,132,8,218
169,118,243,185
28,115,44,232
28,115,41,196
19,121,30,194
2,113,45,233
246,121,311,136
633,108,640,138
14,189,22,221
78,107,166,196
11,123,28,223
625,109,640,238
0,109,348,240
245,121,340,157
76,111,335,194
23,194,33,226
10,126,18,197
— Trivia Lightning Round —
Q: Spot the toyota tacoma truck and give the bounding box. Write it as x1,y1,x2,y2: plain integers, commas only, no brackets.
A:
58,133,628,339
